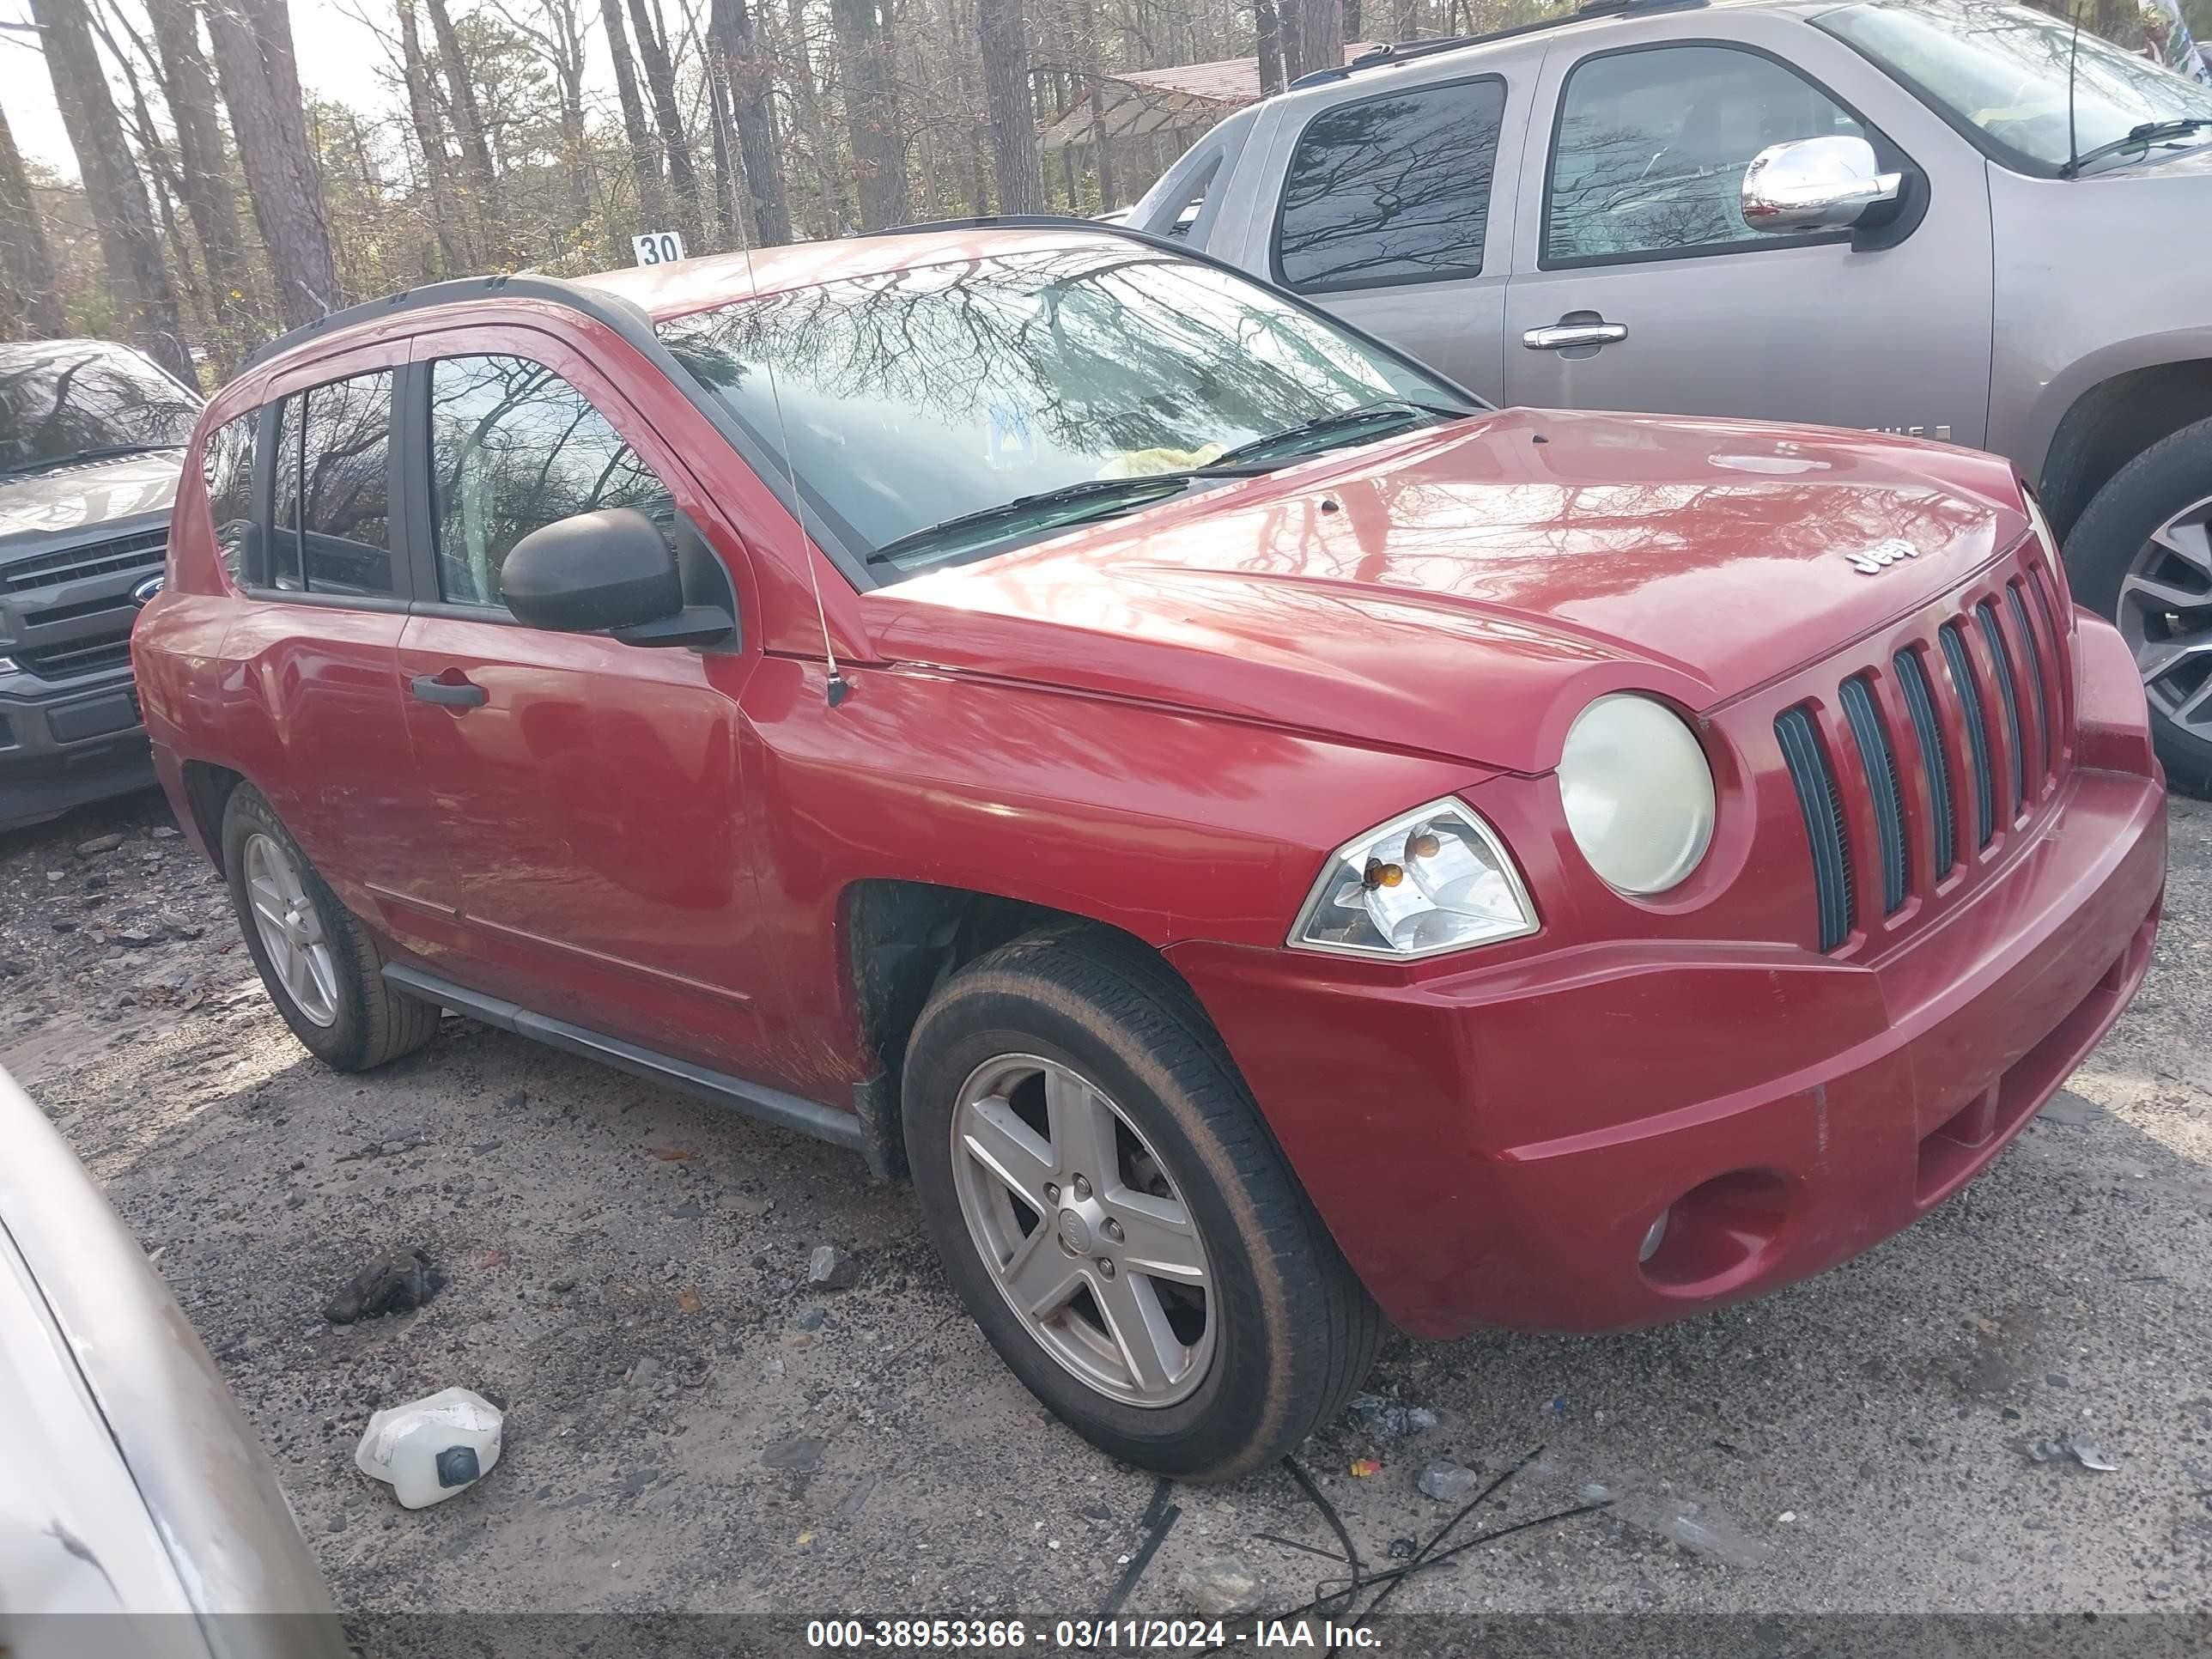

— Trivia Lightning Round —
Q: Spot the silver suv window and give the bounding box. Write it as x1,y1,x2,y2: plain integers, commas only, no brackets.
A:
1546,45,1867,264
1273,78,1508,293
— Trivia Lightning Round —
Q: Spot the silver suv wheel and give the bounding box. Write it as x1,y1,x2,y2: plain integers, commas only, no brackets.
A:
950,1052,1214,1407
2116,491,2212,738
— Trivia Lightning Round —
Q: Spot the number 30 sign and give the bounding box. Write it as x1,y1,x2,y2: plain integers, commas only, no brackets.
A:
632,231,685,265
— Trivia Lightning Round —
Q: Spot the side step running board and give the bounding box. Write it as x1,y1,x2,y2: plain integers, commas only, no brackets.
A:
380,962,867,1155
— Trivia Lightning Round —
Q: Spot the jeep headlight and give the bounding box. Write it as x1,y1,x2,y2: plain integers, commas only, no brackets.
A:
1290,799,1537,959
1558,694,1715,896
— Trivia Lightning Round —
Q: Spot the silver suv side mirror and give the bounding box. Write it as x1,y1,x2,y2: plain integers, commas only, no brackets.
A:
1741,136,1902,234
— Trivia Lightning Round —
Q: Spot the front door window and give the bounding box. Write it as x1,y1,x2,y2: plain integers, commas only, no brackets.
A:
1546,46,1869,264
425,355,678,610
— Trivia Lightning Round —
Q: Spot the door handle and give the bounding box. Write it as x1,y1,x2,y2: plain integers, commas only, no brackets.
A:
1522,320,1629,350
410,673,487,708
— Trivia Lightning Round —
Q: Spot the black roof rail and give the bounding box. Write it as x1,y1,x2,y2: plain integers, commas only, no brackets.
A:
1289,33,1480,88
1287,0,1709,88
234,271,648,374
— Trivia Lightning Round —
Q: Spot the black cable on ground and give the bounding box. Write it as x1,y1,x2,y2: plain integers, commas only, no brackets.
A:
1206,1443,1610,1656
1346,1443,1543,1632
1094,1478,1180,1621
1279,1455,1365,1620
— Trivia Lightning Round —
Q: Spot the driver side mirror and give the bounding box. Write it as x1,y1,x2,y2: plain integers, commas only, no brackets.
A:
501,507,734,649
1741,136,1903,234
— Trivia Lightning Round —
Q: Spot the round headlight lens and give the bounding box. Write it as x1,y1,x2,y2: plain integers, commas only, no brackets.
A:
1559,694,1715,896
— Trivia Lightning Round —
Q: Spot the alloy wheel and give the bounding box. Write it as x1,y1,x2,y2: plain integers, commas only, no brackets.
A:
949,1053,1215,1407
2117,492,2212,738
242,832,339,1028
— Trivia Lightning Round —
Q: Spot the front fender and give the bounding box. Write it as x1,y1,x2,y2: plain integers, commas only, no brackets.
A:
738,653,1489,1094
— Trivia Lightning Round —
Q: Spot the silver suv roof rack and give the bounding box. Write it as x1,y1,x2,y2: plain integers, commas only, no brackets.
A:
1288,0,1710,89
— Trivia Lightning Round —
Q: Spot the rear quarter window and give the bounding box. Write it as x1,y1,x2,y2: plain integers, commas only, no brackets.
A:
200,411,258,588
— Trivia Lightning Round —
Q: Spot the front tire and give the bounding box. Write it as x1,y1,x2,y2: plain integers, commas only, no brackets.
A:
221,785,441,1070
2063,414,2212,797
902,927,1380,1480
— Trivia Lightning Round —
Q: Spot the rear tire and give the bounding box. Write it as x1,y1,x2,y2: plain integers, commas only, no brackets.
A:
221,785,441,1070
2063,415,2212,797
902,927,1380,1480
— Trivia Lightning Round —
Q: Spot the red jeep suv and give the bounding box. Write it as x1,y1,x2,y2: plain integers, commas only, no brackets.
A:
136,226,2166,1480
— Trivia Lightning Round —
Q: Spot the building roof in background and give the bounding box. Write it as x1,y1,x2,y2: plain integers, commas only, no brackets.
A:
1039,46,1380,153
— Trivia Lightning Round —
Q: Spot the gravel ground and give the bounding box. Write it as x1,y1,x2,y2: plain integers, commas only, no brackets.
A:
3,785,2209,1625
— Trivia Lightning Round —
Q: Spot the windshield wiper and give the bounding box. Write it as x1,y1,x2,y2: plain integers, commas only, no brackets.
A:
2063,117,2212,176
865,474,1198,566
0,441,183,478
1201,400,1465,472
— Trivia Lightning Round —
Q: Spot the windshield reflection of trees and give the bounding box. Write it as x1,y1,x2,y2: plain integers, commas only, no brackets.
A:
1276,83,1504,289
659,250,1437,557
1829,0,2212,157
0,345,200,472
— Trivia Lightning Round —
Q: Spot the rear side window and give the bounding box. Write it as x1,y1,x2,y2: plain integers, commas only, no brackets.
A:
426,355,675,610
264,370,396,597
201,411,258,586
298,372,396,596
1546,46,1868,265
1275,79,1507,293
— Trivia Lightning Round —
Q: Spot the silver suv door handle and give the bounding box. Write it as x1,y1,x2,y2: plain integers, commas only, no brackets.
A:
1522,321,1628,350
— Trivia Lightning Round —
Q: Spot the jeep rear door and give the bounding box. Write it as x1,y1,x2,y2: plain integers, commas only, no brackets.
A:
215,349,464,939
1503,14,1994,446
391,325,775,1073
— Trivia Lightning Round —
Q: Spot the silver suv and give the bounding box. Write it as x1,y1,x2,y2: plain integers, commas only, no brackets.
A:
1134,0,2212,791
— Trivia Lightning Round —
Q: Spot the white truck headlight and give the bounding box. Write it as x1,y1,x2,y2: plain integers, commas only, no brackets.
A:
1558,694,1715,896
1290,799,1537,959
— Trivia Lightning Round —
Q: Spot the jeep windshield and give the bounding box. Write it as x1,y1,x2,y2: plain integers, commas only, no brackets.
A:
0,342,201,477
1818,0,2212,173
656,246,1473,577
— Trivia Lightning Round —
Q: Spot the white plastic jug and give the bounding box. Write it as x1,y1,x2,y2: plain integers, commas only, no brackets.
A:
354,1386,504,1509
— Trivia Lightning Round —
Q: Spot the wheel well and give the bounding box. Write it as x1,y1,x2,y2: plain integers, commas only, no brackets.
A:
841,879,1191,1177
178,761,245,868
2039,360,2212,539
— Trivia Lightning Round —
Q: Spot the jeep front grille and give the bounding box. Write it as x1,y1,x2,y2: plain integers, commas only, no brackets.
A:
1893,648,1955,883
1839,677,1908,917
1772,561,2069,956
1938,621,1997,848
1775,706,1854,953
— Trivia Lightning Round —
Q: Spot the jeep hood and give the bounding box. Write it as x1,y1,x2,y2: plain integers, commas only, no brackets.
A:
864,409,2030,775
0,453,181,555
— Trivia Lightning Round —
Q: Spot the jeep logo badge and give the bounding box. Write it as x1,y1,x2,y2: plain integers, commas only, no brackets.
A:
131,574,165,607
1845,538,1919,575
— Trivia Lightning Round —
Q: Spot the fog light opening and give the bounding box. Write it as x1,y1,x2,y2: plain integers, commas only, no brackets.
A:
1638,1167,1793,1294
